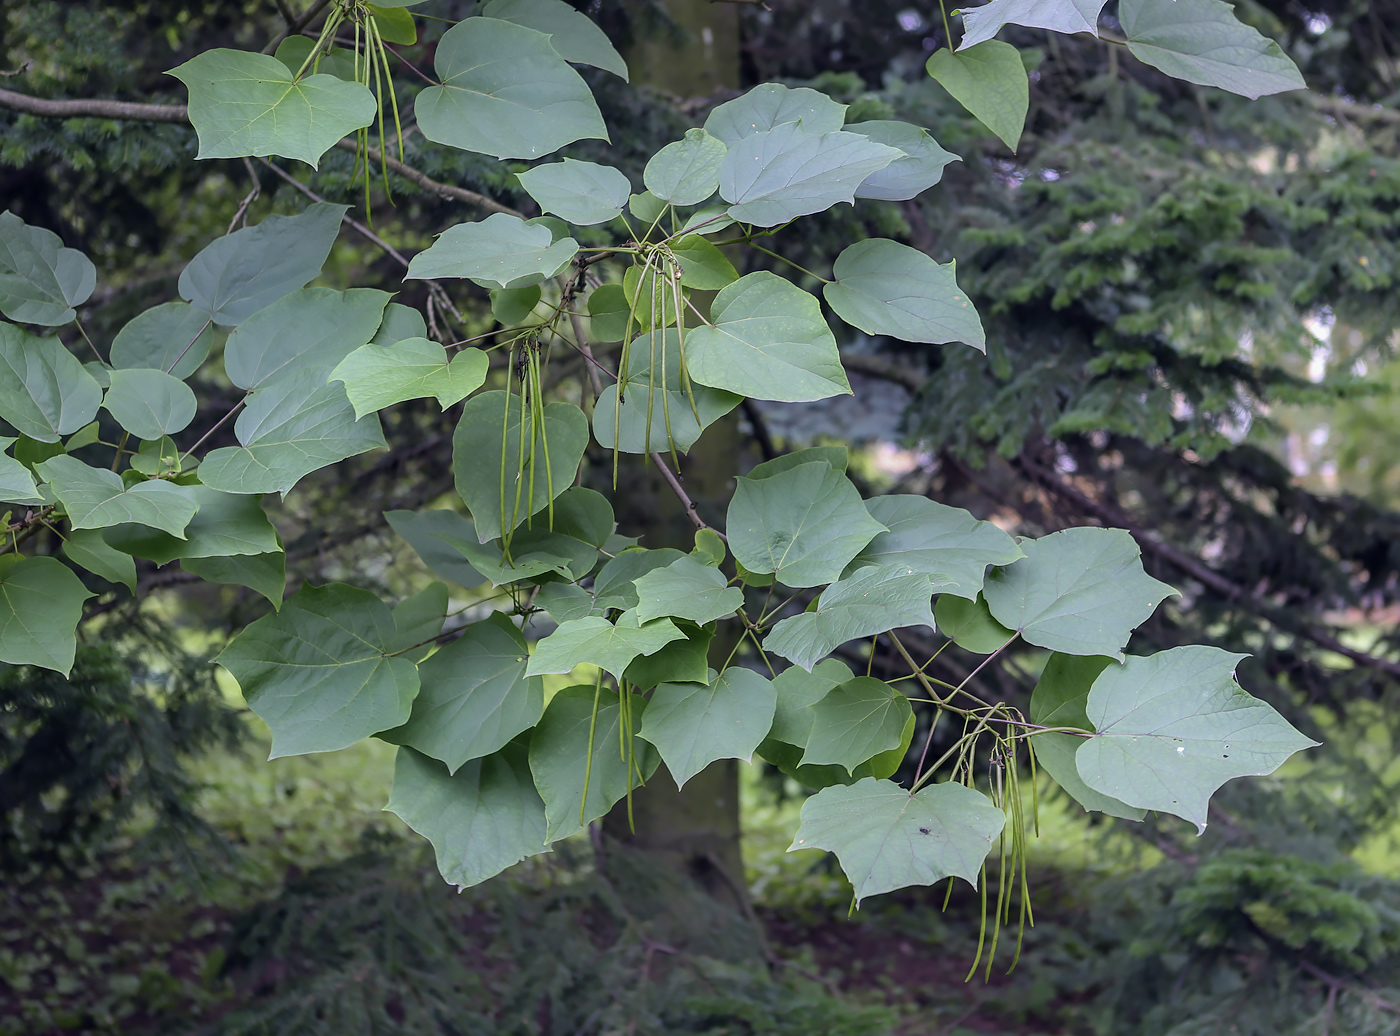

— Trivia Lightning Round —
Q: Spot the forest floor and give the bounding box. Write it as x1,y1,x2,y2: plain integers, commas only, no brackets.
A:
0,728,1151,1036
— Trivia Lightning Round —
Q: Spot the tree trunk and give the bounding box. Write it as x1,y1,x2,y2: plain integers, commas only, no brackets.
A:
600,1,754,925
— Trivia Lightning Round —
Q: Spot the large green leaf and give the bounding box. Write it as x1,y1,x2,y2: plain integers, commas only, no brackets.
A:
633,555,743,625
703,83,847,146
639,668,776,787
0,437,42,506
62,528,137,594
824,239,985,351
37,456,198,537
960,0,1106,49
791,778,1005,904
0,210,96,326
0,324,102,443
109,302,218,379
764,566,936,671
528,685,659,840
406,213,579,290
525,611,684,680
415,17,607,160
1119,0,1305,99
982,527,1177,658
933,593,1017,654
386,742,549,889
331,340,488,418
686,272,849,404
926,41,1029,152
102,368,197,440
216,582,420,757
845,121,959,202
800,676,912,772
592,328,742,455
727,460,885,588
848,495,1022,599
169,49,376,166
644,129,727,206
1078,647,1319,831
1027,652,1144,820
481,0,628,80
516,159,631,226
182,551,285,608
451,390,589,542
103,484,279,565
385,509,486,589
383,612,543,773
223,288,390,390
718,124,899,227
178,203,345,326
0,556,93,675
197,372,386,496
586,283,631,342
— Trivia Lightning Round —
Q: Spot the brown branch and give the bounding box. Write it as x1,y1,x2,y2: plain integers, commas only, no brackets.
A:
333,138,519,216
0,86,188,123
262,0,334,54
1016,453,1400,679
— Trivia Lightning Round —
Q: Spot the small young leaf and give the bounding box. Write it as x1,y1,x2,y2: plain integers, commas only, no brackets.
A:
169,49,376,166
765,565,937,671
517,158,631,226
0,437,43,506
645,128,728,206
529,686,659,840
178,203,345,327
926,41,1029,152
331,339,488,417
704,83,847,146
1119,0,1305,99
0,556,93,675
491,285,543,326
0,210,97,326
824,239,985,351
383,612,544,773
640,668,777,787
415,17,608,160
1077,647,1319,831
103,368,198,440
407,213,579,289
983,527,1177,658
386,742,549,890
368,4,417,45
215,582,420,757
525,611,684,680
692,528,727,567
849,495,1022,599
791,778,1005,904
686,271,850,404
727,460,886,588
669,235,739,290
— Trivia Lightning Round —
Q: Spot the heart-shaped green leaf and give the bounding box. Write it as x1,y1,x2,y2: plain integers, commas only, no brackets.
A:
407,213,579,290
331,339,488,417
926,41,1029,152
0,210,96,326
640,668,777,787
